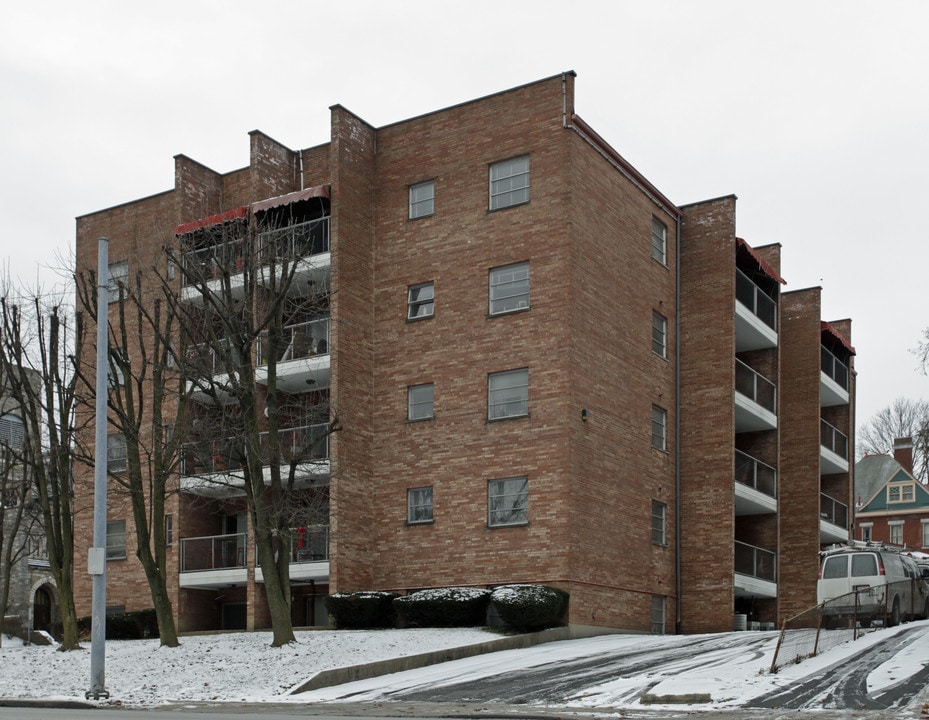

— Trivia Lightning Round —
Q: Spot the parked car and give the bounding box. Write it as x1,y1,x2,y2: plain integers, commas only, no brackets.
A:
817,545,929,629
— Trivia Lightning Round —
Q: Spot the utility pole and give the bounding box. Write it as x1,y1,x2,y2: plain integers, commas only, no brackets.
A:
86,237,110,701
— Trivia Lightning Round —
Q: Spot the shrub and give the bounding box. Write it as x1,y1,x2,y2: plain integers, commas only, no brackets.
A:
490,584,569,631
393,587,490,628
76,608,160,640
326,591,399,629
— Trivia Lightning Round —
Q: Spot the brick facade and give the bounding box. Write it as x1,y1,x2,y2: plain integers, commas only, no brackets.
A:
71,73,854,636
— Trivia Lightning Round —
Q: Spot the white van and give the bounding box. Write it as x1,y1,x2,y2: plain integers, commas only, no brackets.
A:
817,545,928,628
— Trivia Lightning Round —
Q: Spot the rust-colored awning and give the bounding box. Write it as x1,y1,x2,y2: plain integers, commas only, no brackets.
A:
737,237,786,285
821,321,856,355
174,206,248,235
249,185,330,214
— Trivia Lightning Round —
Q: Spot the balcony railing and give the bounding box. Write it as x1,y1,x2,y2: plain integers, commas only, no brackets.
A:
735,450,777,498
257,318,330,367
734,541,776,583
821,419,849,460
259,217,330,262
735,360,776,414
736,269,777,331
820,493,849,528
821,346,849,391
180,533,246,572
259,422,330,463
289,525,329,563
181,437,243,475
181,239,247,283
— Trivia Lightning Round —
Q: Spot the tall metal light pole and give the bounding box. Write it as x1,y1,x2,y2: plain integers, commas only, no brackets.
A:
86,236,110,700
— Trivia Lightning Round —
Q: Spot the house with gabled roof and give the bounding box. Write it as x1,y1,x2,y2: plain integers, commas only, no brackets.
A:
855,437,929,549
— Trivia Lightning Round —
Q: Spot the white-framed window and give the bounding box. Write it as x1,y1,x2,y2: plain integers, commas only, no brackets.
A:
108,433,127,473
108,260,128,303
0,414,24,450
888,482,915,503
652,311,667,358
106,520,127,560
408,383,435,421
651,405,667,451
889,521,904,545
651,595,666,635
165,514,174,547
407,486,434,524
651,217,667,265
651,500,667,545
489,155,529,210
860,522,873,543
489,262,530,315
922,520,929,549
408,282,435,320
409,180,435,219
488,476,528,527
488,368,529,420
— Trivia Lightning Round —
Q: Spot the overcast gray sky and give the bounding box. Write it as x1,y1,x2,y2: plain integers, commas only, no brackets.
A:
2,0,927,437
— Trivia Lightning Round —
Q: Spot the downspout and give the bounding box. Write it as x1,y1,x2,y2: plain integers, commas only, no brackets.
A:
675,215,683,634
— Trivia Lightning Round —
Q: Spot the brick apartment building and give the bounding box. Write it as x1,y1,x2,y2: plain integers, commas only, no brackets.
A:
72,72,855,635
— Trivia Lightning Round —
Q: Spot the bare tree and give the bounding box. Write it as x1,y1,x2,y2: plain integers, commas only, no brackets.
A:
0,292,85,650
168,207,337,647
74,267,187,647
857,396,929,481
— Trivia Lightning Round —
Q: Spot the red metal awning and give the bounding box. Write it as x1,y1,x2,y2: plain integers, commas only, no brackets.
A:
821,321,856,355
249,185,330,214
174,206,248,236
737,238,786,285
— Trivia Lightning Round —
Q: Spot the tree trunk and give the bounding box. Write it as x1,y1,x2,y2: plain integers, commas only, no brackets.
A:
255,532,295,647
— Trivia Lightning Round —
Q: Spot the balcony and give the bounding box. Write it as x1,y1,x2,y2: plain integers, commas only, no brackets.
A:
735,269,777,351
821,346,850,407
258,217,331,296
734,541,777,599
256,525,330,584
180,238,248,303
179,532,247,589
180,423,330,497
256,318,331,392
184,339,239,404
735,360,777,432
820,493,849,543
734,450,777,515
820,419,849,474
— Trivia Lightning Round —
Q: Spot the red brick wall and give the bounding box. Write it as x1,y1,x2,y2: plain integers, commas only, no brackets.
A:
679,196,738,633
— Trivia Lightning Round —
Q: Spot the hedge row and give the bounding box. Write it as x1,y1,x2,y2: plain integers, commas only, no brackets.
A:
76,608,160,640
327,584,568,632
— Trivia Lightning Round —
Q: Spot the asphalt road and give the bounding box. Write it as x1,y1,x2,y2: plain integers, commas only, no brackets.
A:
747,624,929,711
313,625,929,715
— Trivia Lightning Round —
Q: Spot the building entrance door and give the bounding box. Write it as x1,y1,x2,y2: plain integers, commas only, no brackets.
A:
33,586,52,631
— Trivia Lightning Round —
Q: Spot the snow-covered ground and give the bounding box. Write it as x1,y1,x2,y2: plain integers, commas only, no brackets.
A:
1,622,928,711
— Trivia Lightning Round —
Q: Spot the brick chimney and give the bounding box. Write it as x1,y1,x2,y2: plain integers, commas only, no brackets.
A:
893,437,914,474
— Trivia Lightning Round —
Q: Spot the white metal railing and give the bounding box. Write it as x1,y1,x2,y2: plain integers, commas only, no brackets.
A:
735,359,776,414
821,493,849,528
736,268,777,331
181,238,247,283
180,533,246,572
259,422,330,463
821,419,849,459
288,525,330,563
821,346,849,390
259,217,330,261
735,450,777,498
734,541,776,582
257,317,330,366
